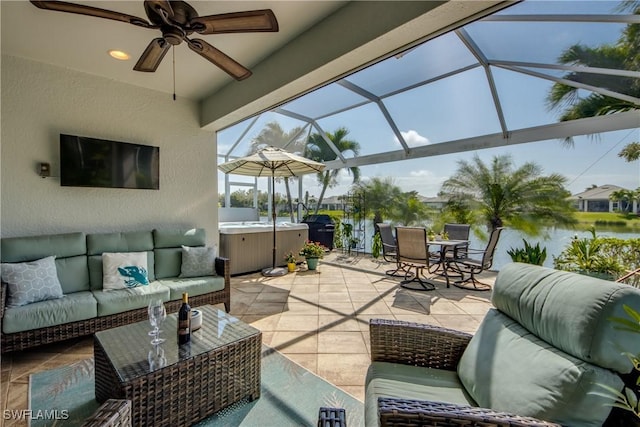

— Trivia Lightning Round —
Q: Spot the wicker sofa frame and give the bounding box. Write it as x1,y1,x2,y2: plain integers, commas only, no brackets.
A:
1,258,230,353
369,319,561,427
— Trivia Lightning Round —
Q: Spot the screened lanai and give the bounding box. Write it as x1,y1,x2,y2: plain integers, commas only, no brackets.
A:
217,0,639,212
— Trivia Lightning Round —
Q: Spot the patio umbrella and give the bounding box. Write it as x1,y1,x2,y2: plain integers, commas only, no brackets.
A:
218,146,326,276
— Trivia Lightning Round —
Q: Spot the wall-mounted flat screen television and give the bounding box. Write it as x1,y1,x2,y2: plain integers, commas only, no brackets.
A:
60,134,159,190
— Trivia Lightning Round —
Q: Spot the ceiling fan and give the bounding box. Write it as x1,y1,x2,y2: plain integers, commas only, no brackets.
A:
30,0,279,81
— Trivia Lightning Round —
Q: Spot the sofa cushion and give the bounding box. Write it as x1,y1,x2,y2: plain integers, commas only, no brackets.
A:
102,252,150,291
159,276,225,300
87,231,154,255
154,248,182,279
366,361,475,427
179,246,216,278
1,232,86,262
2,291,97,334
492,262,640,374
55,255,90,293
457,309,622,426
1,232,89,293
91,281,170,317
1,256,64,307
153,228,205,248
89,252,155,290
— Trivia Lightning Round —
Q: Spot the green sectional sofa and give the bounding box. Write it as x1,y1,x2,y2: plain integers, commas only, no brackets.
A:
0,228,230,353
367,263,640,426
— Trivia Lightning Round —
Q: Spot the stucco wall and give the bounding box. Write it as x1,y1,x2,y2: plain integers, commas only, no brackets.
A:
1,55,218,244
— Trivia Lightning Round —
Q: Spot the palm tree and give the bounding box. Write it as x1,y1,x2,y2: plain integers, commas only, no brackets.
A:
304,127,361,213
547,3,639,150
249,121,306,221
353,177,403,225
610,188,634,212
394,191,432,226
440,154,576,234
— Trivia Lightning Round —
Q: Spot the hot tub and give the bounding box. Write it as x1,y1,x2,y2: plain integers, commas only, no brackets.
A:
219,222,309,275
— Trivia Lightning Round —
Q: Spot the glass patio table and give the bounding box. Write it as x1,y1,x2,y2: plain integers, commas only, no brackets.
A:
94,305,261,427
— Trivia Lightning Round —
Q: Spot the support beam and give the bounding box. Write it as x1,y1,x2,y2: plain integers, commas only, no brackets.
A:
322,111,640,169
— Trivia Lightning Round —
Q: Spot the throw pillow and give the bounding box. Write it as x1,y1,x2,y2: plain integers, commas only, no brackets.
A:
180,246,216,278
1,256,64,307
102,252,149,291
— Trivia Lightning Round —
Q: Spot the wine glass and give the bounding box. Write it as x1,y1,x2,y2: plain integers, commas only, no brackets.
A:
148,344,166,371
148,299,166,345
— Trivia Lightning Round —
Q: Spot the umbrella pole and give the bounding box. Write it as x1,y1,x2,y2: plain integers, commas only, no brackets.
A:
262,172,286,276
272,173,276,269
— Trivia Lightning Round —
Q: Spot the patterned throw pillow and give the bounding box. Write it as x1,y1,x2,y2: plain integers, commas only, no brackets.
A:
180,246,216,278
102,252,149,291
1,256,64,307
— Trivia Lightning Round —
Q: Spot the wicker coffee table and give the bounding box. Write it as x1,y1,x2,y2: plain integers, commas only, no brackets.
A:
94,305,261,426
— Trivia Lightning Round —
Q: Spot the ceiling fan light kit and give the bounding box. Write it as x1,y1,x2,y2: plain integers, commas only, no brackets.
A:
30,0,279,81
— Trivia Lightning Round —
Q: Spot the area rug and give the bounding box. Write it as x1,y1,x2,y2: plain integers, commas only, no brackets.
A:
29,345,364,427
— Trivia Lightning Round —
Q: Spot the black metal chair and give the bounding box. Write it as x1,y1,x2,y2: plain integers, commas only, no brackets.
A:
447,227,504,291
377,223,405,277
443,223,470,257
396,226,441,291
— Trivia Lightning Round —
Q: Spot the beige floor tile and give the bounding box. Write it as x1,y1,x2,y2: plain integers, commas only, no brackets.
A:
428,300,468,315
240,314,282,331
317,331,368,354
276,315,319,332
317,353,370,386
282,302,319,315
353,301,393,316
255,291,290,303
348,292,382,302
271,331,318,354
318,303,354,316
318,292,351,304
455,302,493,315
431,314,480,332
318,315,362,332
318,284,349,293
393,314,442,325
244,302,286,315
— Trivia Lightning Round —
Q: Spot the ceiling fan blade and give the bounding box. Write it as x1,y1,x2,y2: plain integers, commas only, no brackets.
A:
134,38,170,72
187,38,251,81
190,10,279,34
30,1,154,28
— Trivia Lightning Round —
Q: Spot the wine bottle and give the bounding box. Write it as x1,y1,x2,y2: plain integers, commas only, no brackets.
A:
177,292,191,345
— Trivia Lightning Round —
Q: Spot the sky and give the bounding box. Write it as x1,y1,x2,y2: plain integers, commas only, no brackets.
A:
217,0,640,201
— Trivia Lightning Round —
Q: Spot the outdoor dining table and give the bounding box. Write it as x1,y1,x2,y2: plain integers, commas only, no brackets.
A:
426,238,469,287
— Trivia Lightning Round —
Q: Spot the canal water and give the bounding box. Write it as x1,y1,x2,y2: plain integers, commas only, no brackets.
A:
266,217,638,271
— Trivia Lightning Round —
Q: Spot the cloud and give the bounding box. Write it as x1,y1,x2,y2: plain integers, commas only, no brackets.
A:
394,130,430,147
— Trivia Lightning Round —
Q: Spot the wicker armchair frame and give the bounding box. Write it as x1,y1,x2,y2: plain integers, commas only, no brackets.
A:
1,258,231,353
369,319,561,427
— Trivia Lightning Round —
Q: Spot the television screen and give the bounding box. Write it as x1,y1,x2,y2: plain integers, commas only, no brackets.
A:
60,134,159,190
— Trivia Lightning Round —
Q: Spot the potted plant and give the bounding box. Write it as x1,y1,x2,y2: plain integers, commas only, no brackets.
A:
300,240,326,270
284,251,297,273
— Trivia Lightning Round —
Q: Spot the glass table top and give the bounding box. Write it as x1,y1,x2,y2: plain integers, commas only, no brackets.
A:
95,305,260,383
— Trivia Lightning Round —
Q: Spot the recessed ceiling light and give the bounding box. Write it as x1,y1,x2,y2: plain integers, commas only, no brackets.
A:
108,50,130,61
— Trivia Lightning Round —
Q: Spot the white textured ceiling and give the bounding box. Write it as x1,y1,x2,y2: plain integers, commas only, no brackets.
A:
1,1,346,100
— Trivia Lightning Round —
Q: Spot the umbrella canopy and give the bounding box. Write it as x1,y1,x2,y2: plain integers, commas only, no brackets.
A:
218,146,325,177
218,146,326,276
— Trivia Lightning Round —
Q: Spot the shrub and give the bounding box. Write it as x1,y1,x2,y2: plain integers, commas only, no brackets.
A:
507,239,547,265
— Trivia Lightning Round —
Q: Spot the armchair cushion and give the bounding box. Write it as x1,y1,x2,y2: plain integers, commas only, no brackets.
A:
366,361,476,427
493,262,640,374
457,309,623,427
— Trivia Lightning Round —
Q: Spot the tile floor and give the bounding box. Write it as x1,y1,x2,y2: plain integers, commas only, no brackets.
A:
0,252,496,427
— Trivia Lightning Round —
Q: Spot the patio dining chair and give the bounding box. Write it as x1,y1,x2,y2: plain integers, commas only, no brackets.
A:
395,226,441,291
377,223,405,277
443,223,470,258
447,227,504,291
